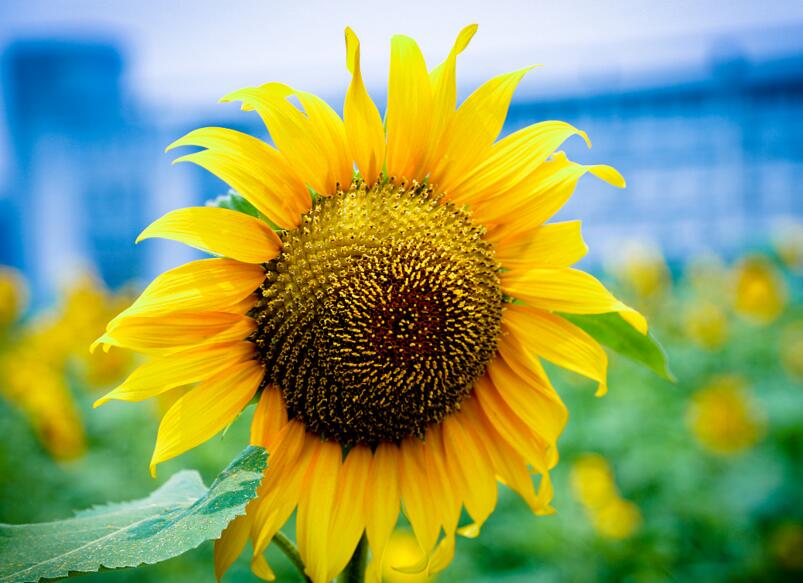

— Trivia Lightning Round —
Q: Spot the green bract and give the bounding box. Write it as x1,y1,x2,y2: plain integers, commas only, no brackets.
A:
563,312,676,382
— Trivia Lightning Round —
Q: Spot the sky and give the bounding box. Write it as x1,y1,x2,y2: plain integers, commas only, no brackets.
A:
2,0,803,109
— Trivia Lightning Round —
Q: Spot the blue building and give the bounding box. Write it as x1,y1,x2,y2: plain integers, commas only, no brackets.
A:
1,40,149,302
506,51,803,264
1,36,802,302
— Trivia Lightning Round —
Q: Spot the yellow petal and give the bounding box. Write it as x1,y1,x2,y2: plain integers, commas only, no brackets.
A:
431,66,536,194
214,510,254,582
399,438,440,555
620,308,649,334
293,90,354,193
325,445,371,582
441,412,497,533
344,28,385,185
425,24,478,166
422,425,461,534
589,163,626,188
250,386,288,451
484,153,625,244
473,374,555,470
149,360,262,475
251,422,311,555
501,266,639,317
364,442,401,567
503,304,608,395
461,398,551,515
485,354,568,447
496,221,587,269
94,341,255,407
95,312,255,355
494,335,568,444
167,127,309,229
222,84,352,195
428,533,456,575
385,35,432,182
137,207,281,264
451,121,588,207
296,440,341,583
481,154,586,242
250,554,276,581
106,258,263,326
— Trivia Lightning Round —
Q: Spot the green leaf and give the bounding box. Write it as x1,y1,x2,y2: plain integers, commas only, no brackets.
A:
206,189,261,218
206,190,282,231
562,312,676,382
0,446,267,583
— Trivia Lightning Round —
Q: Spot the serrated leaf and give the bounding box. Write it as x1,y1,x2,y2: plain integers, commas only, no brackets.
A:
562,312,676,382
0,446,267,583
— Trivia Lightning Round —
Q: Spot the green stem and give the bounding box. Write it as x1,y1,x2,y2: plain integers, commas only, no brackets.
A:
273,531,312,582
338,535,368,583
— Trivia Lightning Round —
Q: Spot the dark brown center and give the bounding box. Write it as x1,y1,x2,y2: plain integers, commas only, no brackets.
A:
250,180,502,446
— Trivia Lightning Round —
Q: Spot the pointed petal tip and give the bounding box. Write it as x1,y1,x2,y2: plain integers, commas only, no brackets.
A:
251,553,277,581
457,522,481,539
589,164,626,189
536,505,557,516
390,553,429,574
89,335,110,354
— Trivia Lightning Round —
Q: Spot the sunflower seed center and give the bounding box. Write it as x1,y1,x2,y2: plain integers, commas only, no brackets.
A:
250,180,503,446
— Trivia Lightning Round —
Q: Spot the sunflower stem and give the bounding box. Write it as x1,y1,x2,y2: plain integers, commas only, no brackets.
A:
273,530,311,582
338,534,368,583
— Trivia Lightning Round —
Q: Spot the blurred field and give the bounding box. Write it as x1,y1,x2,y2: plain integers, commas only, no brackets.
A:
1,242,802,582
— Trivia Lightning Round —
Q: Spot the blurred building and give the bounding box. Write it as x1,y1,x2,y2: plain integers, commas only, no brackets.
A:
1,39,149,302
507,48,803,264
1,35,803,302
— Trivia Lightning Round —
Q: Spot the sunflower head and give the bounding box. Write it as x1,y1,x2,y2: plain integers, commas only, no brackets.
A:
93,24,646,583
250,179,503,445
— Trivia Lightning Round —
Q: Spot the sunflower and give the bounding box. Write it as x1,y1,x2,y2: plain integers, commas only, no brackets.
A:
93,25,646,582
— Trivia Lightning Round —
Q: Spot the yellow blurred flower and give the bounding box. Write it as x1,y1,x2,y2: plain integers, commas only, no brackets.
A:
379,530,431,583
610,240,671,301
0,343,85,460
687,376,764,455
774,220,803,273
732,255,787,325
0,271,134,460
682,299,729,350
0,266,28,329
570,453,641,539
50,273,135,390
781,321,803,381
770,522,803,570
590,498,642,540
570,453,618,509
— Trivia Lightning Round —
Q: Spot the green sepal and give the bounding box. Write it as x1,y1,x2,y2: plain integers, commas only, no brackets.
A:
562,312,676,382
206,189,261,218
0,446,267,583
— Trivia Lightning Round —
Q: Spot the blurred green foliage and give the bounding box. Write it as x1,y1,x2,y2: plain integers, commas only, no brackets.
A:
1,250,802,582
